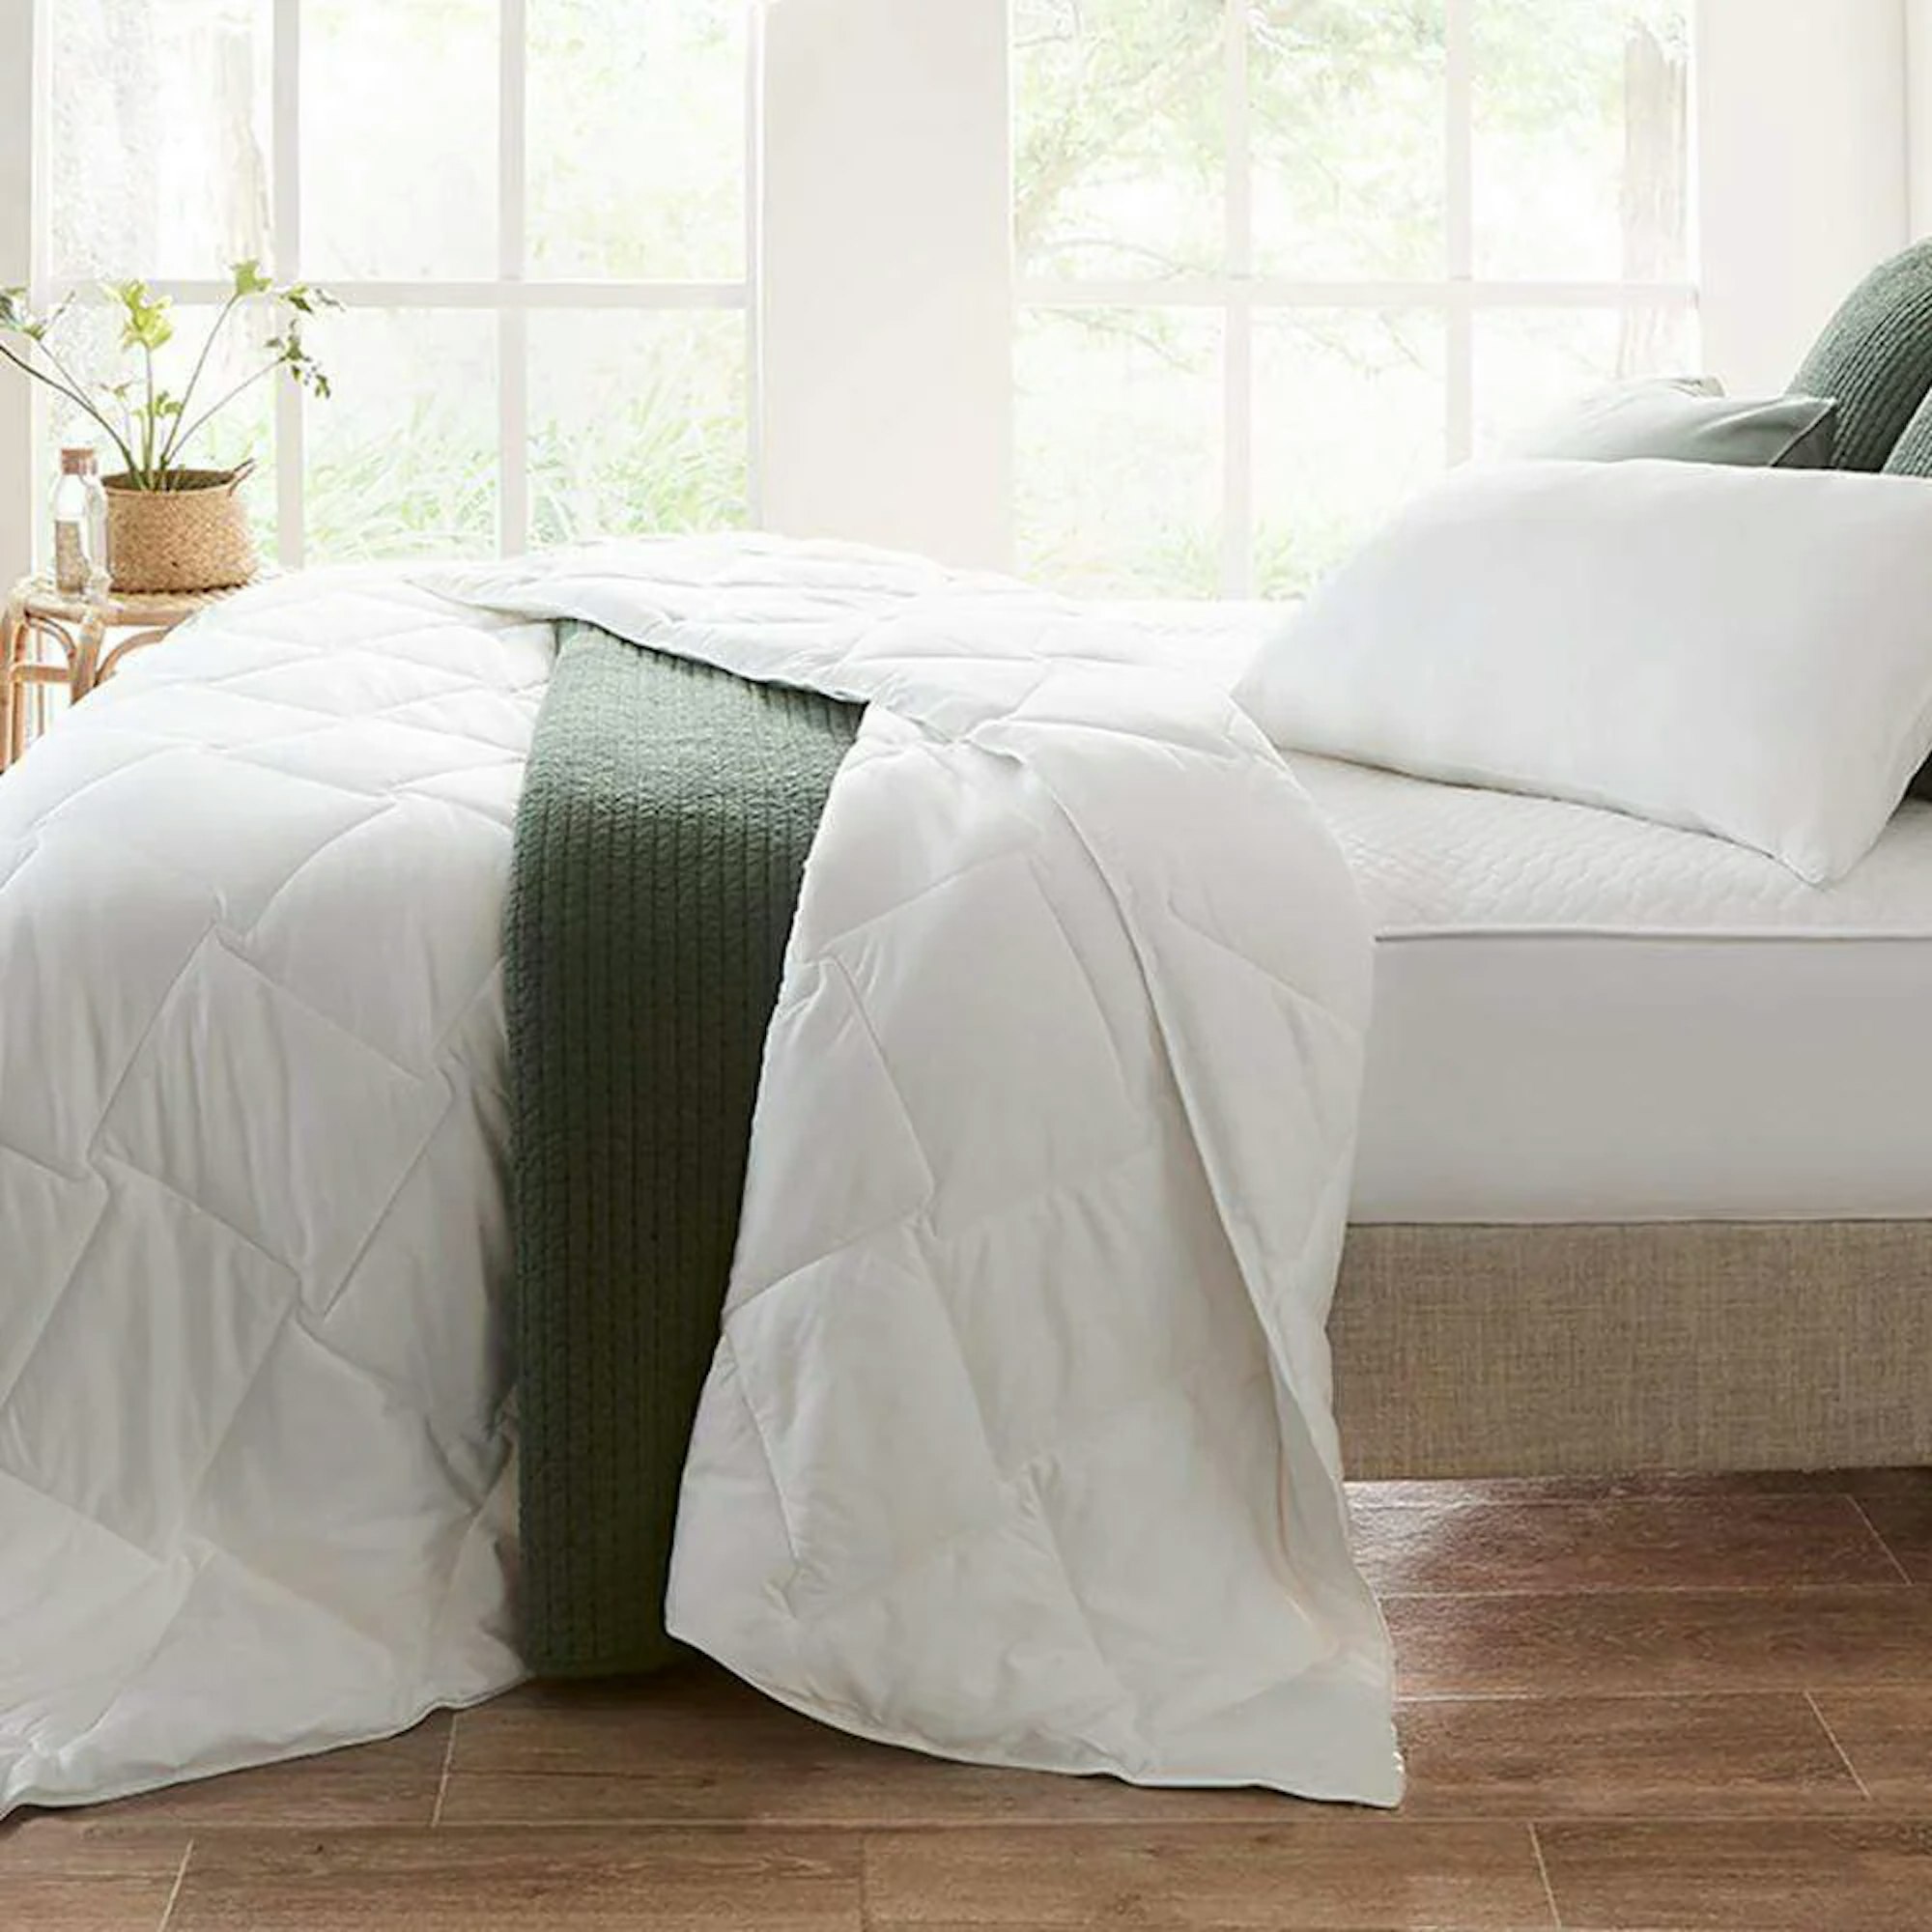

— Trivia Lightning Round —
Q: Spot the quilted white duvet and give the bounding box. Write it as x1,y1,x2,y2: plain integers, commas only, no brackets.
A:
0,538,1400,1816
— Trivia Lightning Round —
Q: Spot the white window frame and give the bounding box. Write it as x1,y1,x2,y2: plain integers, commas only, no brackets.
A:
24,0,763,571
1,0,45,590
1014,0,1700,596
13,0,1932,598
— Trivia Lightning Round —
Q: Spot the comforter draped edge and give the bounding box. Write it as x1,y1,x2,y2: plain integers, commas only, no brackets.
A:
454,538,1402,1804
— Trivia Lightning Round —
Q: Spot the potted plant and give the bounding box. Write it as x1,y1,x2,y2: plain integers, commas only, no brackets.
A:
0,262,334,594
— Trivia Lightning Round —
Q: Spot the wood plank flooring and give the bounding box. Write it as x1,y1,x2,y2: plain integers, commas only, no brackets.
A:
10,1469,1932,1929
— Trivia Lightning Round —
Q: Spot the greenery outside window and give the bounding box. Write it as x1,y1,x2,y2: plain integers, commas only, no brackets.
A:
1013,0,1695,596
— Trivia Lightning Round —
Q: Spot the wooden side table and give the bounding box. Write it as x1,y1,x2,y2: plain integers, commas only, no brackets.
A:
1,577,254,772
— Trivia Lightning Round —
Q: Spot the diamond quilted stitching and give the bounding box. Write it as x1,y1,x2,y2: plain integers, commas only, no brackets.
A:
40,746,384,934
0,1148,108,1406
728,956,934,1300
189,1317,499,1647
724,1228,1004,1610
0,832,221,1176
97,941,451,1305
376,687,550,752
1026,1372,1330,1735
178,649,480,722
0,729,190,838
0,563,538,1818
401,759,526,829
315,1065,513,1435
932,1130,1258,1474
245,796,511,1070
0,1468,173,1742
85,685,335,752
0,1162,296,1554
830,851,1141,1242
39,1545,415,1788
1291,751,1932,938
781,1483,1140,1769
229,716,523,797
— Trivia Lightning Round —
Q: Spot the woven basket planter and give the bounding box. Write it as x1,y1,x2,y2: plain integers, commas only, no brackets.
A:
103,469,258,594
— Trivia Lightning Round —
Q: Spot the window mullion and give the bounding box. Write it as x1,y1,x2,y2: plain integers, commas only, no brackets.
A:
1445,0,1475,463
744,0,766,528
1,0,42,584
272,0,304,568
1223,0,1254,598
498,0,528,556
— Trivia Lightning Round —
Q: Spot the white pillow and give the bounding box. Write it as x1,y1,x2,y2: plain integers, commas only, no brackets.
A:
1234,459,1932,884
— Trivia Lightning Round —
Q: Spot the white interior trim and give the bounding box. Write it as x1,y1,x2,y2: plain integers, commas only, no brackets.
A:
744,3,768,528
1018,0,1693,592
0,0,42,586
497,0,529,556
1909,0,1932,236
1221,0,1255,596
29,5,754,570
40,280,753,311
1018,279,1698,310
761,0,1012,570
10,2,1927,587
1443,0,1475,462
1696,0,1911,394
272,0,304,569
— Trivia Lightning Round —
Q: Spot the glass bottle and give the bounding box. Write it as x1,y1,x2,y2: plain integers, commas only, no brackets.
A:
50,446,110,599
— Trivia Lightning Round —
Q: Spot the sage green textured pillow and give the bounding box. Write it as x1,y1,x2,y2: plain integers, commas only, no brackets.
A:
1520,379,1836,469
1792,239,1932,471
1884,383,1932,478
1886,389,1932,797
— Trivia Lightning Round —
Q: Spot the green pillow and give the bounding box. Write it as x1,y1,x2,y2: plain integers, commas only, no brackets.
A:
1883,371,1932,797
1519,378,1836,468
1792,239,1932,471
1883,383,1932,478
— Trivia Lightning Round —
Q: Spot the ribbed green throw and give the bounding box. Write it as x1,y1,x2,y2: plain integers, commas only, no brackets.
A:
505,623,861,1675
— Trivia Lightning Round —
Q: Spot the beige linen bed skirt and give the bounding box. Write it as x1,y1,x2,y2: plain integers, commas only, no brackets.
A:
1331,1222,1932,1478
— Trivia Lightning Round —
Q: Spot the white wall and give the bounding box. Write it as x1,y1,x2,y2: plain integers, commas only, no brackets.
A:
760,0,1011,570
1698,0,1913,393
0,0,36,587
1911,0,1932,233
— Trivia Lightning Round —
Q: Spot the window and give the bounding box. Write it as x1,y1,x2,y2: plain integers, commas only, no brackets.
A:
1012,0,1695,596
38,2,1883,604
35,0,754,567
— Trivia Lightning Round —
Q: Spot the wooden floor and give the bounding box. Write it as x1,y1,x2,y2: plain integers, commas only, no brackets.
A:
10,1470,1932,1930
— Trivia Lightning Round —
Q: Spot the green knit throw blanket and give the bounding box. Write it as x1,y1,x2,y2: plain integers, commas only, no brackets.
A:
505,622,861,1674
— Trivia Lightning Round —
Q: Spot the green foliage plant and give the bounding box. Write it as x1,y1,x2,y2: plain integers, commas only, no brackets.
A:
0,261,335,490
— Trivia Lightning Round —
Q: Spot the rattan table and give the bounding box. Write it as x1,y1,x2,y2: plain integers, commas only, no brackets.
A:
0,576,254,771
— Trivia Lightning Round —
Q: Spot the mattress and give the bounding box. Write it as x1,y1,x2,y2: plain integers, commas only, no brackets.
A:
1286,754,1932,1224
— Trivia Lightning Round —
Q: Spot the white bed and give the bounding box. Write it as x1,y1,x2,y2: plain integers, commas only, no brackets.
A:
0,551,1398,1817
1293,754,1932,1224
6,557,1928,1819
1115,606,1932,1226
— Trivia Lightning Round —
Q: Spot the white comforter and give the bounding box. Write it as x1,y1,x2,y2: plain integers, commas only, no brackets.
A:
0,539,1400,1814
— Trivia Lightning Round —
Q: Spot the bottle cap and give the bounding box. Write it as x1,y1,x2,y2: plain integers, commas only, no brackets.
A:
59,446,98,476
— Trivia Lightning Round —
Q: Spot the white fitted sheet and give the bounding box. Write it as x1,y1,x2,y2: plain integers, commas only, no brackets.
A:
1283,756,1932,1224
